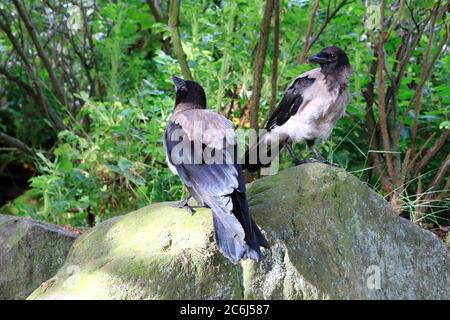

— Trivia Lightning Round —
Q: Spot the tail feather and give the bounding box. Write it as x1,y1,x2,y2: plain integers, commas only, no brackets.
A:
211,191,269,264
212,213,247,264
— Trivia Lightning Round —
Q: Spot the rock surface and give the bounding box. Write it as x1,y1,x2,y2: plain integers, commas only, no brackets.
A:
0,215,78,299
28,164,450,299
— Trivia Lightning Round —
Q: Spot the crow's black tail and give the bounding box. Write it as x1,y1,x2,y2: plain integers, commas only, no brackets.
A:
211,190,269,264
232,190,269,252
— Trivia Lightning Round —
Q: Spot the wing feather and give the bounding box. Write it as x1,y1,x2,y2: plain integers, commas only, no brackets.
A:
165,113,268,262
266,75,316,130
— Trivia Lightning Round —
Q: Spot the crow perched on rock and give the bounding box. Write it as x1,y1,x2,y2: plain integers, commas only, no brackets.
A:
164,76,269,264
244,46,352,171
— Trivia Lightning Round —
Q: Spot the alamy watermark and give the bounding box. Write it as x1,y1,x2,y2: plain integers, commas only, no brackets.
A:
167,120,281,175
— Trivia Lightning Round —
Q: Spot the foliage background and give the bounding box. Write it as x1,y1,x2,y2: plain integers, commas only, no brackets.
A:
0,0,448,239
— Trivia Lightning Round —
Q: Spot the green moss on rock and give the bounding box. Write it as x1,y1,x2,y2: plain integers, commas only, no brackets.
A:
28,164,450,300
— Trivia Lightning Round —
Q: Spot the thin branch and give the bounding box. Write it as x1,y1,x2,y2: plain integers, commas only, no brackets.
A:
298,0,351,62
414,130,450,176
0,65,35,95
376,0,396,181
425,153,450,196
269,0,280,115
433,178,450,202
409,1,442,147
168,0,193,80
80,0,104,100
385,0,405,39
298,0,320,63
362,54,393,192
13,0,66,106
0,132,34,156
249,0,274,131
0,11,34,74
0,14,64,130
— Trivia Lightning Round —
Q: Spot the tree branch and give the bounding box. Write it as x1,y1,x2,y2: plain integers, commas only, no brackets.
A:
0,132,34,156
425,153,450,195
376,1,396,182
269,0,280,115
13,0,66,106
414,130,450,176
168,0,193,80
298,0,351,62
298,0,320,63
409,1,442,147
249,0,274,131
80,0,105,100
363,53,393,192
0,65,36,95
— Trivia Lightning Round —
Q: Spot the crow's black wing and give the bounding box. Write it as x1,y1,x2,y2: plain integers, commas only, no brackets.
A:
164,116,268,263
266,76,315,130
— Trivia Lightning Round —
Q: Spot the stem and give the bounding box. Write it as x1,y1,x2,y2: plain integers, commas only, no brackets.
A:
249,0,274,131
298,0,320,63
168,0,193,80
269,0,280,115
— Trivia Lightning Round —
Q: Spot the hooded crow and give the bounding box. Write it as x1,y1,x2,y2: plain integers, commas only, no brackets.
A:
243,46,351,172
164,76,270,264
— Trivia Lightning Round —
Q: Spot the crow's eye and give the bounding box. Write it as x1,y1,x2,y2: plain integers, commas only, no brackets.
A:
330,53,336,59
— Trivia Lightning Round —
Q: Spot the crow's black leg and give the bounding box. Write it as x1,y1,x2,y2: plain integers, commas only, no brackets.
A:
171,195,196,215
311,147,327,162
310,146,338,167
286,143,307,166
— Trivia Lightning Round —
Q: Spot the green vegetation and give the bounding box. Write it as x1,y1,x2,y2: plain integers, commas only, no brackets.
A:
0,1,448,236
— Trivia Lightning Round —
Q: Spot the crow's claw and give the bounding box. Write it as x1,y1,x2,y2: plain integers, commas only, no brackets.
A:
171,197,196,215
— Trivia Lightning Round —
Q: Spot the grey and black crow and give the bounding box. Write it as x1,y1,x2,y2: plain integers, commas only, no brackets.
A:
164,76,269,264
243,46,351,172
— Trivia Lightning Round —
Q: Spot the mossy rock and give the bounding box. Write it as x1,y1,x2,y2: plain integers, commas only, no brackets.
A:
0,215,78,299
28,164,450,299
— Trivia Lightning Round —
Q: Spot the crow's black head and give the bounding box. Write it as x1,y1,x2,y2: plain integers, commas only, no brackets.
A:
308,46,350,74
172,76,207,109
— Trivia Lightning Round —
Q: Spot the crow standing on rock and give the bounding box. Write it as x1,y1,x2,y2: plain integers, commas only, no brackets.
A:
164,76,269,264
243,46,352,172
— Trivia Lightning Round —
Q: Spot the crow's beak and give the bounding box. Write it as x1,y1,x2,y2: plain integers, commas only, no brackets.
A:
308,53,328,64
172,76,186,90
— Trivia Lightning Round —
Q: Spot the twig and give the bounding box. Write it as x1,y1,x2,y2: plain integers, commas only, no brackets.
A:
0,132,34,156
298,0,320,63
298,0,351,62
414,131,450,176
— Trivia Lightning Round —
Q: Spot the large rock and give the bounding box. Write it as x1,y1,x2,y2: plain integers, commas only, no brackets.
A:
0,215,78,299
28,164,450,299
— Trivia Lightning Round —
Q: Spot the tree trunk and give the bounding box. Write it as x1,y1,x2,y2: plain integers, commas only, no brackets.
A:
269,0,280,116
249,0,274,131
168,0,193,80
